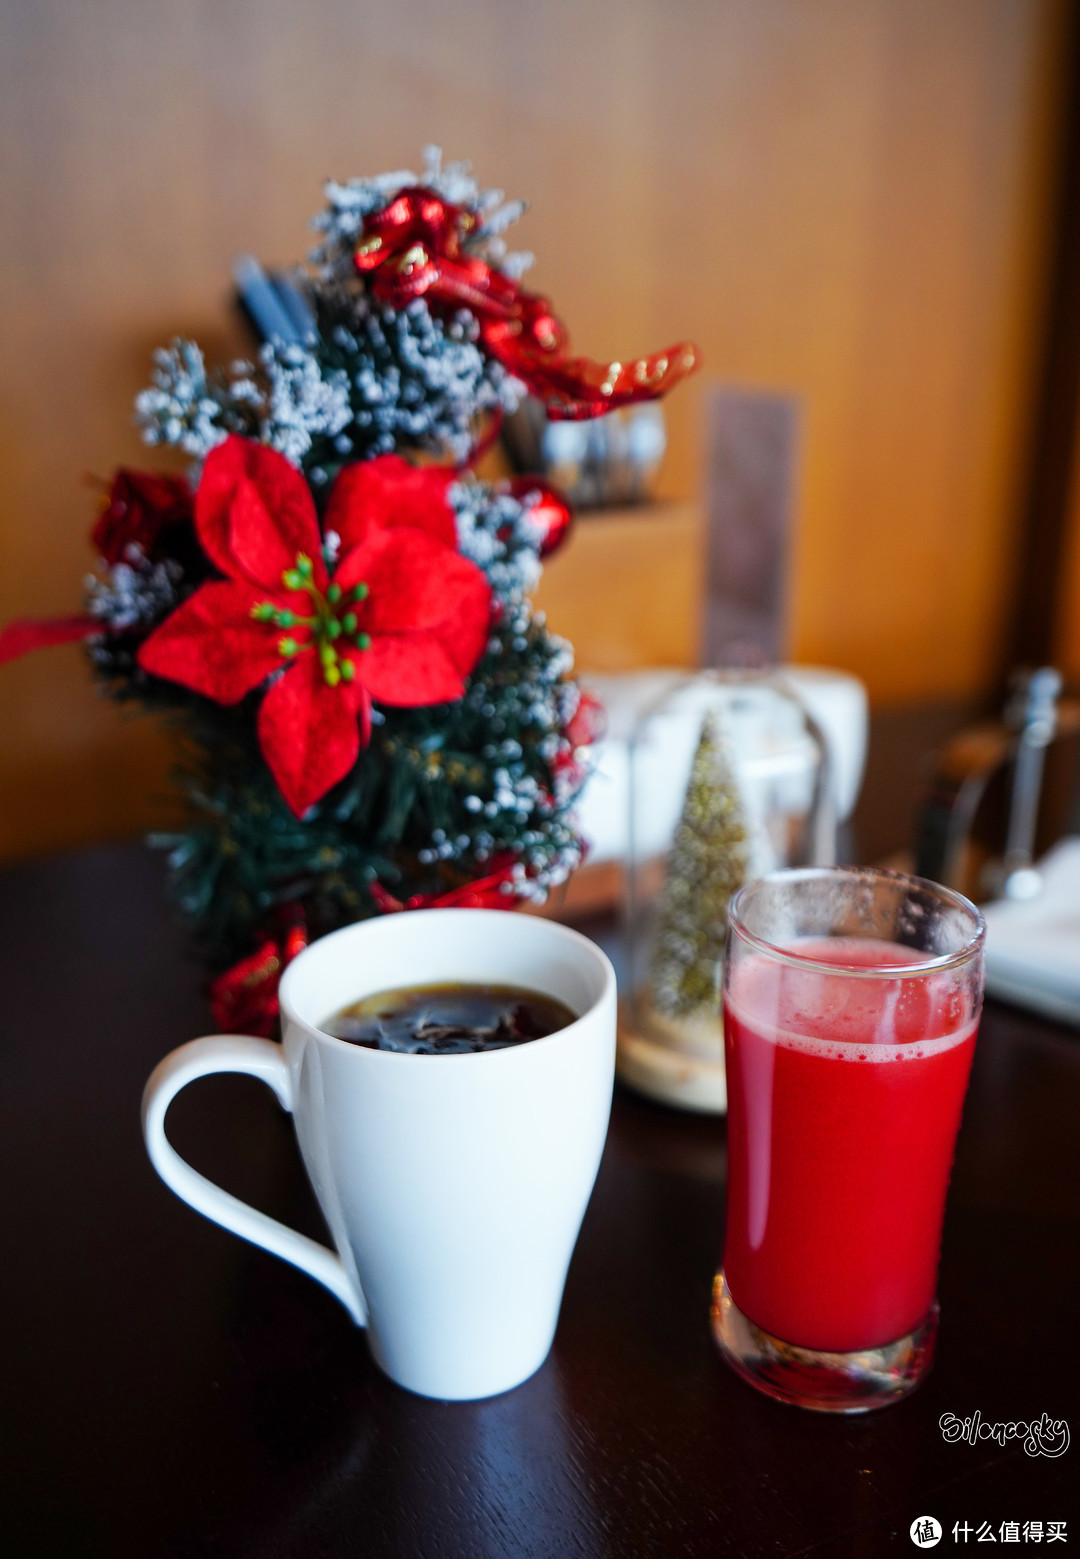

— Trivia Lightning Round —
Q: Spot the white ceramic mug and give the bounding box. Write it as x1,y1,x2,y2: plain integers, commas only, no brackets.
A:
142,909,617,1400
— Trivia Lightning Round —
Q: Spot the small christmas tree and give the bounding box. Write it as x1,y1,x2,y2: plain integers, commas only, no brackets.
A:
1,148,697,1033
649,712,748,1019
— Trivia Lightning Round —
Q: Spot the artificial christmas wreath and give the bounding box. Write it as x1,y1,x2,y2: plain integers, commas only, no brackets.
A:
2,149,698,1032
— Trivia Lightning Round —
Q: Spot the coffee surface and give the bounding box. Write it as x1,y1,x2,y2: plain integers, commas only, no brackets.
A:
321,982,577,1055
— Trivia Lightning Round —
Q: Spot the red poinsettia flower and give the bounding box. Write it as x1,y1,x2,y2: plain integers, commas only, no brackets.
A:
137,436,492,817
93,469,193,566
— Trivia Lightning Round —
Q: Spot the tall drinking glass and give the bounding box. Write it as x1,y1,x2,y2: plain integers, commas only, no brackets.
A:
713,867,985,1412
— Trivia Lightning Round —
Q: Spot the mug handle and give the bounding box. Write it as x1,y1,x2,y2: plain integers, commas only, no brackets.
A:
141,1035,366,1325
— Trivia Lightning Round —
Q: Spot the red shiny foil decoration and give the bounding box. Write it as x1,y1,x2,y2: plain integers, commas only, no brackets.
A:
208,918,308,1037
370,854,519,914
354,187,699,421
210,857,520,1035
506,476,573,558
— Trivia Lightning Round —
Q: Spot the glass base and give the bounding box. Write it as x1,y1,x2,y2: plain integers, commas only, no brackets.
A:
711,1270,938,1414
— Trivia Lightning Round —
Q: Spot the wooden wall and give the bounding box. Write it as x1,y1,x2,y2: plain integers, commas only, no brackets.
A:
0,0,1069,860
1056,417,1080,679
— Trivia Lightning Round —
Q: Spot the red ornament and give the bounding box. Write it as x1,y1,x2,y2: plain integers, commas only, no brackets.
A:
565,688,606,749
506,477,574,559
354,187,700,421
137,436,493,818
552,689,606,798
93,469,193,566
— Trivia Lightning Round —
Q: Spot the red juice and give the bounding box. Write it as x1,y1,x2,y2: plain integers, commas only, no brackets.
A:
723,938,977,1353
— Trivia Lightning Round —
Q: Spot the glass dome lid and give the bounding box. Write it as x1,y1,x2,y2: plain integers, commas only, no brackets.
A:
617,669,832,1115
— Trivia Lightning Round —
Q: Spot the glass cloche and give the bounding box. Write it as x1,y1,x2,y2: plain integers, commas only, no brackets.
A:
617,671,833,1114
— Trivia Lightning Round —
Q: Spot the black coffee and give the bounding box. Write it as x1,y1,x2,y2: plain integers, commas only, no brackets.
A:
321,982,577,1055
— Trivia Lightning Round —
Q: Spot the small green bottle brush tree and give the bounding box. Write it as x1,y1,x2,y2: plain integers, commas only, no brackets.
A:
649,712,749,1023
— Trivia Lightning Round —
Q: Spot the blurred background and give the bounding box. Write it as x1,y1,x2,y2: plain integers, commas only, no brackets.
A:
2,0,1079,866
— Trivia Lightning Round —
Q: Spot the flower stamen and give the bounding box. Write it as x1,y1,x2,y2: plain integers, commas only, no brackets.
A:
266,555,376,685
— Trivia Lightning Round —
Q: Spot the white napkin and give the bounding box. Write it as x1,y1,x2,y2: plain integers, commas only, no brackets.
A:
982,838,1080,1026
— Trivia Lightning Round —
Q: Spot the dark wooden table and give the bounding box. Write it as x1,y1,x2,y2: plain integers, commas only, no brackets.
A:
1,843,1076,1558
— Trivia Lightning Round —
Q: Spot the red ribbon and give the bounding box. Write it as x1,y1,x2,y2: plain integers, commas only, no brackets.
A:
0,615,98,666
355,187,700,421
